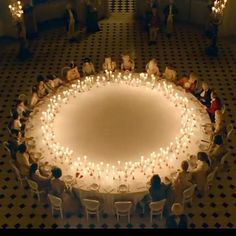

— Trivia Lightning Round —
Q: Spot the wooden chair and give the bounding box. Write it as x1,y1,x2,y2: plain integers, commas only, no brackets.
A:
83,199,101,222
114,201,133,223
3,141,11,156
18,93,29,105
48,194,63,219
25,177,45,201
220,151,230,170
182,184,197,207
149,199,166,223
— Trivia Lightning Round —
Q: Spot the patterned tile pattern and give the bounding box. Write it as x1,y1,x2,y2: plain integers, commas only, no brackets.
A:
0,0,236,229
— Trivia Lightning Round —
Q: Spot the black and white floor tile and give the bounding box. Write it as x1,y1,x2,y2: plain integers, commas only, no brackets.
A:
0,0,235,229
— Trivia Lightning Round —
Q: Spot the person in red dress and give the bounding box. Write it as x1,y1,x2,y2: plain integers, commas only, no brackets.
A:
207,91,222,122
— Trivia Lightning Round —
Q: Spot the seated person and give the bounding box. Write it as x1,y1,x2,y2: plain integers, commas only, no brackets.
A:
46,74,63,92
66,61,81,82
121,53,135,72
102,57,117,72
173,161,193,203
141,174,173,216
190,152,211,193
16,143,31,176
207,91,222,122
82,58,95,77
209,135,227,168
16,100,31,119
162,64,177,82
36,79,49,99
177,73,197,93
50,167,80,216
29,86,40,109
29,163,51,192
146,58,161,77
10,112,25,133
8,129,24,160
196,82,212,108
166,203,188,229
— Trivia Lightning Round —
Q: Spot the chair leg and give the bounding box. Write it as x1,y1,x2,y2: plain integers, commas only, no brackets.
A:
128,214,130,224
150,212,152,224
37,192,40,201
117,214,119,223
60,209,63,219
86,212,89,222
51,207,54,217
97,211,99,222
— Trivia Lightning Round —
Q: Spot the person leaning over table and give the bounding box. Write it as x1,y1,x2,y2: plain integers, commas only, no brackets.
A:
66,61,81,82
166,203,188,228
146,58,161,77
190,152,211,193
50,167,80,216
29,86,40,109
16,99,32,119
82,58,96,76
172,160,193,204
195,81,212,108
29,163,51,193
121,53,135,73
207,91,222,123
162,64,177,82
45,74,63,92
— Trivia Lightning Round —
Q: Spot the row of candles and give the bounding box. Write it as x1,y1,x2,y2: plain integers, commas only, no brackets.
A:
38,72,198,183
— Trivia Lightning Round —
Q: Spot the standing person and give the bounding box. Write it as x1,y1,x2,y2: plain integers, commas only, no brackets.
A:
64,3,77,42
86,0,100,33
148,4,160,45
166,203,188,228
163,0,178,37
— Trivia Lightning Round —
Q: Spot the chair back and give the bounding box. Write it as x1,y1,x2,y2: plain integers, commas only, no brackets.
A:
83,199,100,212
3,141,11,154
206,167,218,188
26,177,39,192
227,124,234,139
9,160,23,182
18,94,29,105
61,66,70,79
221,104,225,115
220,151,230,166
149,199,166,212
183,184,197,202
114,201,132,215
48,194,62,210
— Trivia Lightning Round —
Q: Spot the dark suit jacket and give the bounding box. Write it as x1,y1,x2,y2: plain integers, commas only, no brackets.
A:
166,214,188,228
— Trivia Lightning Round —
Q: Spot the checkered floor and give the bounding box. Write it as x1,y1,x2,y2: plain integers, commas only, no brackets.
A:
0,0,236,229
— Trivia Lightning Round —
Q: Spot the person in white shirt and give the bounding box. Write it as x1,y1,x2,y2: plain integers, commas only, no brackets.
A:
67,61,81,82
102,57,117,72
30,86,39,109
121,53,135,73
162,64,177,82
82,58,96,76
173,160,193,203
191,152,210,193
146,58,161,77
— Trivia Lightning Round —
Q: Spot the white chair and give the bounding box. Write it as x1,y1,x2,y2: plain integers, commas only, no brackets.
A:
149,199,166,223
114,201,133,223
221,104,226,115
220,151,230,170
18,93,29,105
83,199,101,222
61,66,70,80
9,160,25,186
3,141,11,156
205,167,218,191
48,194,63,219
182,184,197,207
25,177,45,201
226,124,234,139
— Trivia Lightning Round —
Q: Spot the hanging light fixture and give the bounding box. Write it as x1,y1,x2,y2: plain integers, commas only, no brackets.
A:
8,1,24,21
212,0,228,15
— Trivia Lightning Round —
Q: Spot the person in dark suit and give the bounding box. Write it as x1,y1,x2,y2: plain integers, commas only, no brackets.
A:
166,203,188,228
86,0,100,33
196,81,212,107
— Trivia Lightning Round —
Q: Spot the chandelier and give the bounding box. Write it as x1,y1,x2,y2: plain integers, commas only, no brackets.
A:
8,1,24,21
212,0,228,15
